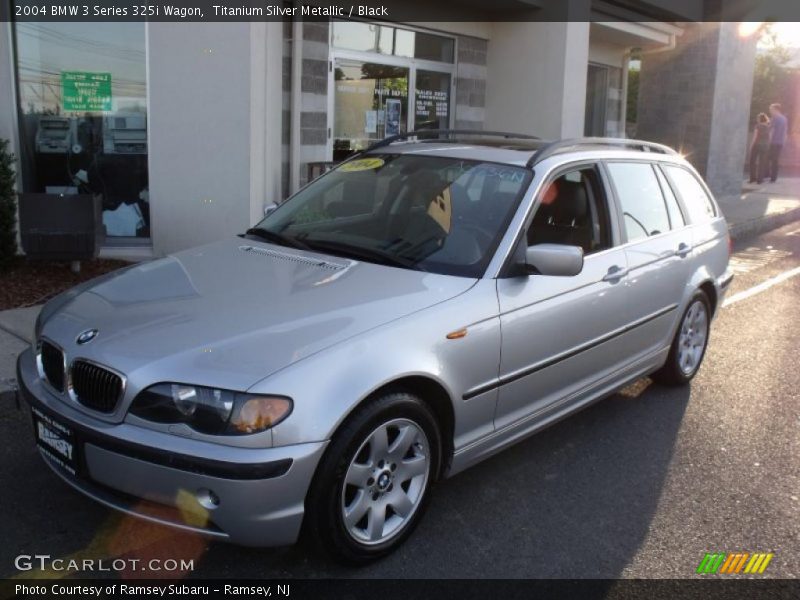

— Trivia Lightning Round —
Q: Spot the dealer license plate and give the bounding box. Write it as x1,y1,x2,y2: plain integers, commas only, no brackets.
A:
32,406,78,476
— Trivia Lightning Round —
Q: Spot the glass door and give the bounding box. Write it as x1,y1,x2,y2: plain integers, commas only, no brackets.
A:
414,70,451,131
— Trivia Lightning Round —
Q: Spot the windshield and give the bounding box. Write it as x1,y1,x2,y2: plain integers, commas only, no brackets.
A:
252,154,531,277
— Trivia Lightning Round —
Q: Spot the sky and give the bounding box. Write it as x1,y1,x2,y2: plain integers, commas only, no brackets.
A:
761,22,800,47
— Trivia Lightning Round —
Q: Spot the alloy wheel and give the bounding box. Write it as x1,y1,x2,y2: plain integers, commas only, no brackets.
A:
677,299,709,376
341,418,430,545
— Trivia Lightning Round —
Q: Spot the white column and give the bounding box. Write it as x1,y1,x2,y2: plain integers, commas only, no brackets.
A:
484,20,589,140
148,22,267,256
249,21,284,226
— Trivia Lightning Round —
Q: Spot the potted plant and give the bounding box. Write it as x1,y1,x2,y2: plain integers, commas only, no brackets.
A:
0,139,16,271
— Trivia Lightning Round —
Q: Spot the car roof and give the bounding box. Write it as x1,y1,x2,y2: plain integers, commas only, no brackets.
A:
372,139,689,170
375,141,540,167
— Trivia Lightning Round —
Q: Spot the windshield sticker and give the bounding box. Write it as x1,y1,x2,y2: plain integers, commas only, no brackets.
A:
339,158,385,173
427,187,452,234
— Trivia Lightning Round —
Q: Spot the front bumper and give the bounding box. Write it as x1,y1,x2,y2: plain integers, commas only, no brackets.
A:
17,348,327,547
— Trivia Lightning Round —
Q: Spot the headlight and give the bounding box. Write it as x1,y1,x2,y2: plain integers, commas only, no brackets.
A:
130,383,292,435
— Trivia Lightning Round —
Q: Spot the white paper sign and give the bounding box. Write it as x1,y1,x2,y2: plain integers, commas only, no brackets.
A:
365,110,377,133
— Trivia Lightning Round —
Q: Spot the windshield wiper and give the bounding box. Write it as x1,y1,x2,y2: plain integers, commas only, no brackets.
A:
244,227,310,250
302,239,426,272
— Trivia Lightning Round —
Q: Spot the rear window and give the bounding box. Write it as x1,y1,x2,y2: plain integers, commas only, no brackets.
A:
662,165,716,224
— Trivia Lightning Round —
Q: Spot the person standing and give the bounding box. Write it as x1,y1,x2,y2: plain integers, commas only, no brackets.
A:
749,113,770,183
768,103,788,183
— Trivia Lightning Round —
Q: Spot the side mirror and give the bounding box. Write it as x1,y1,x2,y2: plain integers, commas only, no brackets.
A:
525,244,584,276
263,202,279,216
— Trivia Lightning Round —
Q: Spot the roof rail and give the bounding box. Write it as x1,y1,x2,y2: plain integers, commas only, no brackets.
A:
526,137,678,168
361,129,542,154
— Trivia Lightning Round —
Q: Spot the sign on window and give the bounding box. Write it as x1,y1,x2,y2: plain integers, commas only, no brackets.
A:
61,71,112,112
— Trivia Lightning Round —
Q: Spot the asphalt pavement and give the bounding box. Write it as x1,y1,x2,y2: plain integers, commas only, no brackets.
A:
1,222,798,580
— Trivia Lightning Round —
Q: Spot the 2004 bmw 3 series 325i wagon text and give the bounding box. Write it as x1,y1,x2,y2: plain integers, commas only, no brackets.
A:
18,132,733,563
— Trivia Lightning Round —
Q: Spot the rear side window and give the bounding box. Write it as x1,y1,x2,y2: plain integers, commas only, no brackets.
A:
606,162,670,243
662,165,716,223
655,166,685,229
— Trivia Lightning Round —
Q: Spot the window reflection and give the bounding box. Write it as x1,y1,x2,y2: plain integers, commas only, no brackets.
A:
334,61,409,160
332,21,454,63
14,22,149,239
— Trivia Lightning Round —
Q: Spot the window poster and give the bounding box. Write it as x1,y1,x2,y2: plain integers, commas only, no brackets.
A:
365,110,377,134
385,99,402,136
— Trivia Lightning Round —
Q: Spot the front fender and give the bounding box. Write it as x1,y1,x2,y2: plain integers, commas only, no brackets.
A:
253,280,501,452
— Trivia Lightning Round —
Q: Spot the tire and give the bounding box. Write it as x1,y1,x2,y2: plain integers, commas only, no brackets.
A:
303,391,441,564
652,290,711,386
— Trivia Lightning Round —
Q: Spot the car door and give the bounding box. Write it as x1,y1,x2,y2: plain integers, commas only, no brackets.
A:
604,161,693,360
494,164,632,430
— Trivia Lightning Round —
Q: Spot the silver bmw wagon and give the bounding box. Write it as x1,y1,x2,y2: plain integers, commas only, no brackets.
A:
18,132,733,563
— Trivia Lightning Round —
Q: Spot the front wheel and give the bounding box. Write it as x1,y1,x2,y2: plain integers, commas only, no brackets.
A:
304,392,441,564
652,290,711,385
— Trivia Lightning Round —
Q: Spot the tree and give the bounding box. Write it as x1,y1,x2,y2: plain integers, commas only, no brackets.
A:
750,26,794,125
0,139,17,270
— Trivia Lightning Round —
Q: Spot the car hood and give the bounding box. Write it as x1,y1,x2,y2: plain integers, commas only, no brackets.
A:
42,238,476,391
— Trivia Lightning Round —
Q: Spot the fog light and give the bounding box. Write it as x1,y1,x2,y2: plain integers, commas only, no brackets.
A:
195,488,220,510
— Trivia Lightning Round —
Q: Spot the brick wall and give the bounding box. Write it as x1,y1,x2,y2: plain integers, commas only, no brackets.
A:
637,23,757,199
637,23,721,178
298,21,330,188
281,19,292,200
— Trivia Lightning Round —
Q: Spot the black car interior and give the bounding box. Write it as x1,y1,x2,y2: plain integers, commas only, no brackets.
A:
528,168,611,255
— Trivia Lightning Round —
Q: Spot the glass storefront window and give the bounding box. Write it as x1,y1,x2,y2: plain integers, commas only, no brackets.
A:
332,21,454,63
334,60,409,160
414,32,455,63
14,22,149,240
415,70,451,131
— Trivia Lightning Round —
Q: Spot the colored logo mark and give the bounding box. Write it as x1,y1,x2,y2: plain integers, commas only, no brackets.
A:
696,552,774,574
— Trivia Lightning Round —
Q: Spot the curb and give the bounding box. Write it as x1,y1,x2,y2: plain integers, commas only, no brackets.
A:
728,206,800,242
0,378,18,405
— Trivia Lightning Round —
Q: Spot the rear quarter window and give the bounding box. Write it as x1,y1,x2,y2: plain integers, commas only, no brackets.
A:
662,165,716,224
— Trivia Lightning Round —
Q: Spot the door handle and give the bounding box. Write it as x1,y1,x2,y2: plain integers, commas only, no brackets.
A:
602,265,628,282
676,243,692,258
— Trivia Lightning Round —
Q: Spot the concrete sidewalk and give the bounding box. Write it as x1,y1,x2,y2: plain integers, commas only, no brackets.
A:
719,177,800,241
0,307,38,398
1,177,799,397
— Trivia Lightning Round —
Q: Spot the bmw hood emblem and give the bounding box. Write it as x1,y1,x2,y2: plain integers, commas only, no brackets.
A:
76,329,99,345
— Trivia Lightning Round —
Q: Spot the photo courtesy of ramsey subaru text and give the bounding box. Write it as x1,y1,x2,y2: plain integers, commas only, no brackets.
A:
17,131,733,563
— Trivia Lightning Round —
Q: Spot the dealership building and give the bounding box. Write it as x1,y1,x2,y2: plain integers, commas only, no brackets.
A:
0,1,758,259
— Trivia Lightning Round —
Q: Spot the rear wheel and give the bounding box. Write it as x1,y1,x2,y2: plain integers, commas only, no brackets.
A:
304,392,441,564
652,290,711,385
